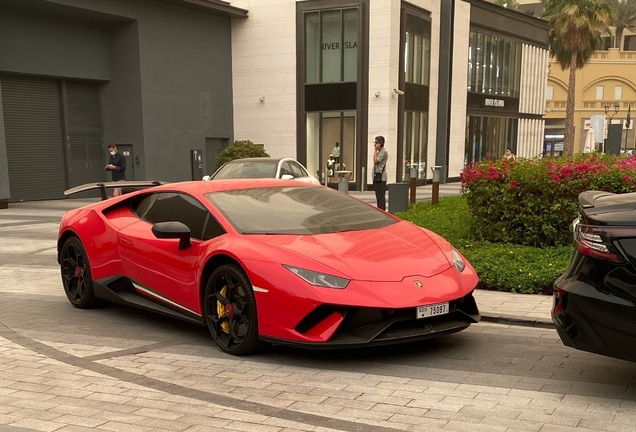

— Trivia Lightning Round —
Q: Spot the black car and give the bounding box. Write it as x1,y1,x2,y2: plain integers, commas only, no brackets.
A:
553,190,636,362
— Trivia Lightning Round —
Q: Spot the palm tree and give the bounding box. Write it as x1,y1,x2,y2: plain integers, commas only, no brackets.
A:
543,0,613,154
610,0,636,49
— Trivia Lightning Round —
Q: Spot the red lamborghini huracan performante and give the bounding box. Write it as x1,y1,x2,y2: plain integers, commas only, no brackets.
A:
58,179,480,355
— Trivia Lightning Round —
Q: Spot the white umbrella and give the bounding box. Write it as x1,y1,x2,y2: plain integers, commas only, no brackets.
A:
583,127,595,153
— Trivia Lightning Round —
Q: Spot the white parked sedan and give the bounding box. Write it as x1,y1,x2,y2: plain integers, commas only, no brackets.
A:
203,157,321,184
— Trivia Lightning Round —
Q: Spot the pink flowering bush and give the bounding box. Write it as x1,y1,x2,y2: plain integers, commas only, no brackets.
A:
461,154,636,247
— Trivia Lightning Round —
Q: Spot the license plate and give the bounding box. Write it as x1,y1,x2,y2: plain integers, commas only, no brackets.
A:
416,302,449,319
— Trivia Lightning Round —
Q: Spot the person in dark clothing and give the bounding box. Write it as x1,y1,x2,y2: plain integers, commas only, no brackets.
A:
105,143,126,197
373,135,388,211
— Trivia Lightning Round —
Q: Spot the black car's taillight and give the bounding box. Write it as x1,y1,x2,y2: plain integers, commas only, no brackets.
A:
575,224,633,263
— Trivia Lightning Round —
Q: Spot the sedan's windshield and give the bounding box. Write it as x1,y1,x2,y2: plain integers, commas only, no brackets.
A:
212,160,278,179
206,186,397,234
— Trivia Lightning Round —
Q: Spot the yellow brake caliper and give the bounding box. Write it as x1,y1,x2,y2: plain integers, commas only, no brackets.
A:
217,285,230,334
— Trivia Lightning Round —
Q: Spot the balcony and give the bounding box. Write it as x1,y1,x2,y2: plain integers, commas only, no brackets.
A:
582,48,636,62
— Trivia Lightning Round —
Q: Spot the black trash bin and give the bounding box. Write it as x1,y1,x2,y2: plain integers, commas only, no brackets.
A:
388,183,409,214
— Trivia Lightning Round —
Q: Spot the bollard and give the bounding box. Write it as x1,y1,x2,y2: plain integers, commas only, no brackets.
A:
409,166,417,204
431,166,442,205
361,167,365,192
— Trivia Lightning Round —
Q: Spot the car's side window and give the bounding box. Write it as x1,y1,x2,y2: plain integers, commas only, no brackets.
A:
289,162,306,178
280,161,293,177
202,214,225,240
131,192,223,241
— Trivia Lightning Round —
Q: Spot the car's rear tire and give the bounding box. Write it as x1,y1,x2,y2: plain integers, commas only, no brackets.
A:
60,236,98,309
204,264,260,355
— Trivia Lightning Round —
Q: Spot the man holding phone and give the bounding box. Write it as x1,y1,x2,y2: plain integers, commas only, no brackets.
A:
373,136,388,211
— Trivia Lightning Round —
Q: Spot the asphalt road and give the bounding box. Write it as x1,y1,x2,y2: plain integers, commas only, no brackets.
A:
0,199,635,432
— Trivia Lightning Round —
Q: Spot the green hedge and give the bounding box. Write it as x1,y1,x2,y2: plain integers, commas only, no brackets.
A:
213,140,270,172
397,196,571,293
461,154,636,247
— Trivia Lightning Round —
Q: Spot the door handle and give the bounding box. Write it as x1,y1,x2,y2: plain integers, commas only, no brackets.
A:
90,162,93,170
120,237,134,247
85,162,88,170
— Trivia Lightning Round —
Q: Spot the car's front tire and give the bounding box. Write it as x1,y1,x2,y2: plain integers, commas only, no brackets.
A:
60,236,98,309
204,264,260,355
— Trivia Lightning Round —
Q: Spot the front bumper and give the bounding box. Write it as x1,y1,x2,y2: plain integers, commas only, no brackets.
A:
263,291,480,349
553,276,636,362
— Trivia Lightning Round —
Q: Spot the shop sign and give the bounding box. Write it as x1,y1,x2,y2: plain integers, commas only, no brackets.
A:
466,93,519,113
322,41,358,50
484,98,505,108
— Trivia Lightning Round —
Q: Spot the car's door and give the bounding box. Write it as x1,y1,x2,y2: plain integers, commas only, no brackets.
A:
119,192,225,312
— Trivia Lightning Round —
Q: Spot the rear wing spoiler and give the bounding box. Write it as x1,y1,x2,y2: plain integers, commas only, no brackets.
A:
64,181,168,201
578,190,614,209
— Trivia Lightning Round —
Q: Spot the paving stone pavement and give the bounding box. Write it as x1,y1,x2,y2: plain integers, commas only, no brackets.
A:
0,197,635,432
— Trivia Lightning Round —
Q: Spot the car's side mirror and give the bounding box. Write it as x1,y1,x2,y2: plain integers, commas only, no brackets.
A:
151,221,191,250
281,174,294,180
202,175,211,181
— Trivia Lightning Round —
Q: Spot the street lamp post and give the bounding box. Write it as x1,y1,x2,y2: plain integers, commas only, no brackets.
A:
624,102,632,152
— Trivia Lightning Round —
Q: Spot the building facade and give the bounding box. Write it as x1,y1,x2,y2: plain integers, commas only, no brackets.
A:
0,0,550,206
229,0,548,190
0,0,247,208
464,0,549,163
545,48,636,155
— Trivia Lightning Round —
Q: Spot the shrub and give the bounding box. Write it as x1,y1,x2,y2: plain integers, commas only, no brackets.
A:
213,140,270,172
397,196,571,294
461,154,636,247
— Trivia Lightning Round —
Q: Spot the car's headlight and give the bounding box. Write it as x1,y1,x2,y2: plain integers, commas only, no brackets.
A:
283,265,350,289
452,247,465,272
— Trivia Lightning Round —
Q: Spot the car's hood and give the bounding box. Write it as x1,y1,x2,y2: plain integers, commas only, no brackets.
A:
254,222,451,282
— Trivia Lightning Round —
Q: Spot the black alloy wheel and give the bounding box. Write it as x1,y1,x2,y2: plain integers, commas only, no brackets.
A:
204,264,260,355
60,237,97,309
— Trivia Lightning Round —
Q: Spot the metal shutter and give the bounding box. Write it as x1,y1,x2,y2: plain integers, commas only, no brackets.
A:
1,74,66,201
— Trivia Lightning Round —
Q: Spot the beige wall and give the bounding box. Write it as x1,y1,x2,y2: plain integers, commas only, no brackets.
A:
545,48,636,151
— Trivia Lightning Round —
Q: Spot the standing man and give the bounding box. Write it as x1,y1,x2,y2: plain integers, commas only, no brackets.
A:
373,136,388,211
332,142,341,169
105,143,126,197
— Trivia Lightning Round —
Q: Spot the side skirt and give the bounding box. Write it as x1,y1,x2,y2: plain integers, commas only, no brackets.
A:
93,276,204,326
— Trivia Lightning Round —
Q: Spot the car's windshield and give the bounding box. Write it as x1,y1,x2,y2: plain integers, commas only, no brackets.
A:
212,160,278,179
206,186,397,234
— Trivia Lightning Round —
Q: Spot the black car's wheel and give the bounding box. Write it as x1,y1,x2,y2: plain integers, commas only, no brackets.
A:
204,264,260,355
60,236,97,309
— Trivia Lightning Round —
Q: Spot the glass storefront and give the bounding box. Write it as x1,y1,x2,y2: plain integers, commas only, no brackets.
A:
303,7,360,184
306,111,356,183
402,112,427,181
467,31,522,97
544,134,564,157
399,9,431,182
465,116,518,164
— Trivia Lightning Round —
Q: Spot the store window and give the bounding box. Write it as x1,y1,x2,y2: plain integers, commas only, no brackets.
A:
467,31,521,98
399,8,431,182
306,111,356,183
305,8,358,84
465,116,518,165
302,5,361,184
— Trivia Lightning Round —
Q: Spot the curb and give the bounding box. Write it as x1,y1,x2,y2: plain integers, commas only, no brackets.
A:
480,312,554,329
